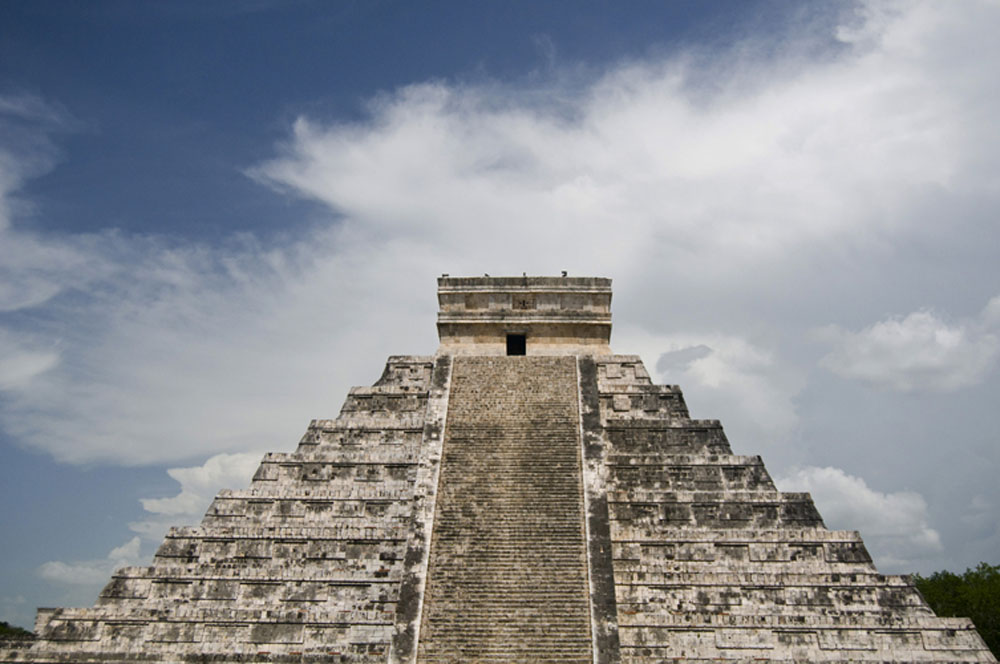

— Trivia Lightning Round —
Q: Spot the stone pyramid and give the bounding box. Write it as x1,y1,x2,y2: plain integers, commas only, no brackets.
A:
2,276,994,663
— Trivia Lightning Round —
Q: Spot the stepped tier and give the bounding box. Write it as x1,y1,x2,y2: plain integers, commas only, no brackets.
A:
1,356,446,663
580,356,993,663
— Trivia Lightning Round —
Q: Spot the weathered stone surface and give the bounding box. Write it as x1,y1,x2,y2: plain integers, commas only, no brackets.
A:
3,276,995,664
589,355,994,662
3,356,440,663
415,356,592,662
437,276,612,356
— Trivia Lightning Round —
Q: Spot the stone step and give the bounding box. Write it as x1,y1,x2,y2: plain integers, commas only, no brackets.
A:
416,356,592,663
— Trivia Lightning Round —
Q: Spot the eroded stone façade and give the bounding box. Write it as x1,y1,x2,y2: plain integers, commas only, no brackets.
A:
2,276,994,663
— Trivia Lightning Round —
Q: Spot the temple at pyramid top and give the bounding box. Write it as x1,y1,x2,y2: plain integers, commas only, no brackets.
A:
436,275,612,355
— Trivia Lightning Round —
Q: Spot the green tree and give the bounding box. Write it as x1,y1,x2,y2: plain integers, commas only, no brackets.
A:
914,562,1000,657
0,620,34,641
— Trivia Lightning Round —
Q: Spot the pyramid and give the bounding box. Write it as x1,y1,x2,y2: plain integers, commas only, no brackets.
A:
2,275,994,663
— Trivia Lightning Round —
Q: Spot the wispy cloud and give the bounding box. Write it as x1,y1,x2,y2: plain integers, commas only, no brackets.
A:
0,96,112,314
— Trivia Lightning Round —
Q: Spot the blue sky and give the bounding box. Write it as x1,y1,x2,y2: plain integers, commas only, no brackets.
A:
2,0,999,630
2,0,792,240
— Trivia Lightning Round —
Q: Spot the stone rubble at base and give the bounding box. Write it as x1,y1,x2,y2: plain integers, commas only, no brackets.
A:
1,276,994,663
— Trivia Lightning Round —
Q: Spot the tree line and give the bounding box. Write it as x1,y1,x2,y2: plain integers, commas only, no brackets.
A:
914,561,999,657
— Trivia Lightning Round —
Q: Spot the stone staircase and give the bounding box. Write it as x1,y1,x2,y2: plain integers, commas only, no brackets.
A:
417,356,593,663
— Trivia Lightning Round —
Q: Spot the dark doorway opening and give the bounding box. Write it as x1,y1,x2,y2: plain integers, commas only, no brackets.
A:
506,334,526,356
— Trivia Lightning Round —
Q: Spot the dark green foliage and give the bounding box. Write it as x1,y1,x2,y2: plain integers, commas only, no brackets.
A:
0,620,34,640
915,562,999,657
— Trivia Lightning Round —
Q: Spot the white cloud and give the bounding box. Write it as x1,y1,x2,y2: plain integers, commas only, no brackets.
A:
1,1,1000,469
777,466,942,570
252,0,1000,273
817,301,1000,392
37,537,142,587
131,452,264,541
